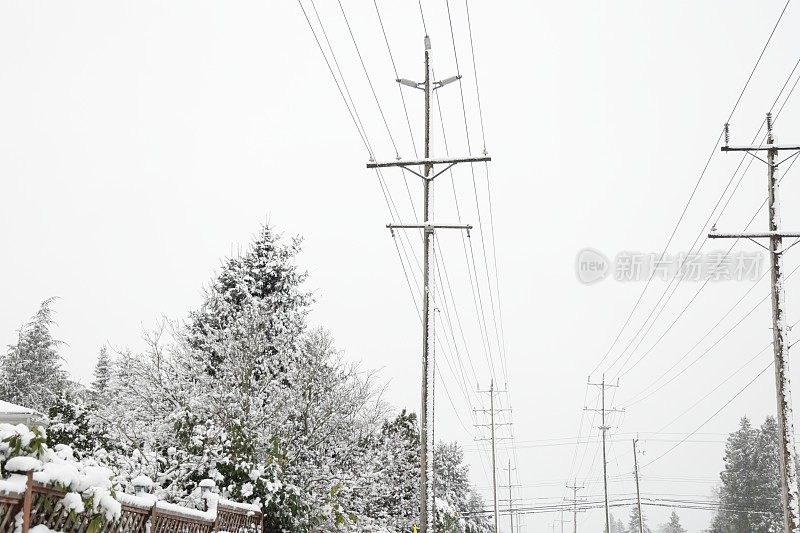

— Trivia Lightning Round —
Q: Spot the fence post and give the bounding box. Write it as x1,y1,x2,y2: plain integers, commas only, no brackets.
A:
149,503,158,533
21,470,33,533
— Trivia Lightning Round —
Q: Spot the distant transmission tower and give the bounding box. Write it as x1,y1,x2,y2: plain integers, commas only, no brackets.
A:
585,375,622,533
475,380,512,533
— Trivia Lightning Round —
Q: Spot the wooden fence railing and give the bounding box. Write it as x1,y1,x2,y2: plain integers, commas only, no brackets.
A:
0,473,262,533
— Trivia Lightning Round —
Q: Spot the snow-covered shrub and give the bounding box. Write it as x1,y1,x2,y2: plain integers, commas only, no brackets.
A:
0,422,121,532
1,423,47,470
48,391,112,458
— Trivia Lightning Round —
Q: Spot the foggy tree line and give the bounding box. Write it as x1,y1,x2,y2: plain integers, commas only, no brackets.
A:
604,415,785,533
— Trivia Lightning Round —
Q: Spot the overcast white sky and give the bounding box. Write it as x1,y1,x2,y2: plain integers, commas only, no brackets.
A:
3,1,800,531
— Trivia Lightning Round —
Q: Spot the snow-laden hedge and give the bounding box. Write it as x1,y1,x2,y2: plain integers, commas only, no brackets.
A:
1,422,122,529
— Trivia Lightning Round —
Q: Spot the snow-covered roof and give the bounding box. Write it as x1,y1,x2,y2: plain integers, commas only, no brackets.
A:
0,400,37,414
0,400,45,425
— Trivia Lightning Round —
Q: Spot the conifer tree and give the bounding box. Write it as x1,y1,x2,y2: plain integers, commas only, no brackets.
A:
91,345,112,400
607,513,626,533
659,511,686,533
752,416,783,532
48,390,111,456
433,442,492,533
627,505,651,533
186,225,310,376
0,297,67,412
711,416,782,533
359,410,419,530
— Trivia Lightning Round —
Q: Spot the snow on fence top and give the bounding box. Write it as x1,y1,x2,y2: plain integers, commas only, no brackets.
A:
0,422,263,533
115,492,157,510
0,474,27,496
217,499,261,515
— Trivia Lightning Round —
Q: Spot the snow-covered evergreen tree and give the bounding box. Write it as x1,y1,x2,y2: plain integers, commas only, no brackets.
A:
47,389,111,456
433,442,492,533
0,297,67,412
711,416,782,533
626,506,651,533
91,346,112,401
186,225,310,377
47,348,116,460
658,510,686,533
353,410,419,531
607,513,626,533
752,417,783,533
91,228,381,532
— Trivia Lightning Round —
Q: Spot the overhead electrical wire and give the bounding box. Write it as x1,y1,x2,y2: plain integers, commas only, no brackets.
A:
440,1,519,497
640,360,774,470
372,0,421,220
336,0,400,158
641,325,800,470
373,0,419,159
609,59,800,382
618,154,800,407
440,4,507,387
623,261,800,409
297,0,373,158
589,0,794,377
432,66,499,385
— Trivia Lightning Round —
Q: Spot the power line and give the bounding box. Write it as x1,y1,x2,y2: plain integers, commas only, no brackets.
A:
298,0,425,320
416,0,428,35
618,266,770,407
608,47,800,381
463,0,487,153
589,0,793,377
372,0,421,220
442,0,509,391
641,359,775,470
617,154,800,405
336,0,400,157
297,0,373,157
610,63,800,381
623,260,800,409
432,66,498,384
373,0,419,159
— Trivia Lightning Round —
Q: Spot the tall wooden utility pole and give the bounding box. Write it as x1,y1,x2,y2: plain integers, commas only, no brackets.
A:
710,114,800,533
366,36,491,533
632,439,643,533
476,380,512,533
566,480,585,533
501,460,520,533
586,376,622,533
553,516,569,533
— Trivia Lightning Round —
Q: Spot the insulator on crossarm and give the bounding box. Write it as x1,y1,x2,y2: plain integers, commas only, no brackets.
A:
724,123,730,147
767,112,773,135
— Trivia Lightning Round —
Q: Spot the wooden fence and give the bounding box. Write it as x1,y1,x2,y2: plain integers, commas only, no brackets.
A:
0,472,262,533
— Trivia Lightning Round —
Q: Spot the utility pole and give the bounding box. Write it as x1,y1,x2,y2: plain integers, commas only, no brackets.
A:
475,380,512,533
710,115,800,533
553,516,569,533
585,375,623,533
632,439,643,533
501,460,520,533
565,480,585,533
366,36,491,533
